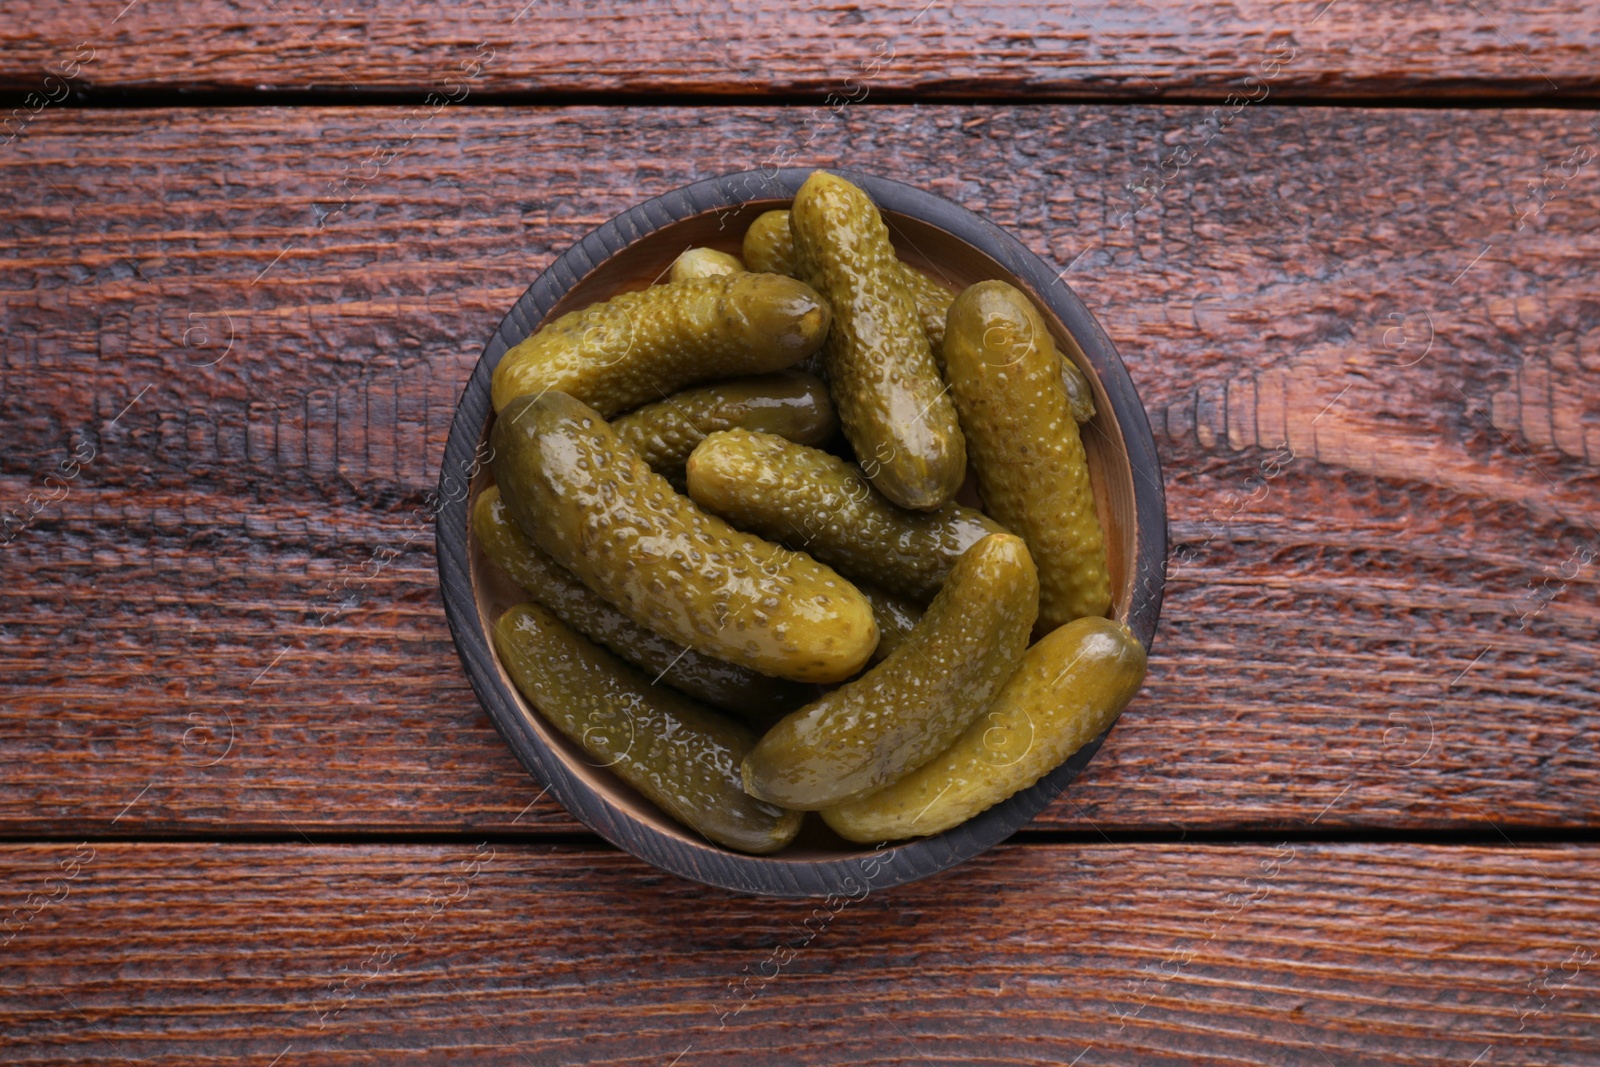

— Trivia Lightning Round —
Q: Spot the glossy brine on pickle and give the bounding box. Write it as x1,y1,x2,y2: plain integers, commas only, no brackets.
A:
490,271,830,416
473,486,807,728
741,534,1039,810
494,602,802,854
492,390,878,684
790,171,967,511
943,279,1111,630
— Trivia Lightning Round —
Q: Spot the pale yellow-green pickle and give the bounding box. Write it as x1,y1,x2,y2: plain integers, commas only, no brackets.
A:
823,616,1147,843
943,279,1111,630
490,271,830,416
741,533,1038,809
492,390,879,684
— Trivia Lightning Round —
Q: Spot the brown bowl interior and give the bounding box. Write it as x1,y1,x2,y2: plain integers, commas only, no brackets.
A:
464,201,1141,862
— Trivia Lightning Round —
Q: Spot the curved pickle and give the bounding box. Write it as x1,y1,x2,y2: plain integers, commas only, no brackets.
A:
790,171,966,511
741,533,1039,810
741,207,955,362
685,428,1007,603
473,486,808,729
490,271,830,416
823,617,1147,843
611,372,836,490
492,390,879,684
670,247,744,282
944,279,1111,630
494,602,802,854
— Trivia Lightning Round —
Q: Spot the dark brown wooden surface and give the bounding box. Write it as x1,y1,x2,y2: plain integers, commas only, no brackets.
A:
5,4,1600,1050
4,841,1598,1064
2,104,1597,839
0,0,1597,103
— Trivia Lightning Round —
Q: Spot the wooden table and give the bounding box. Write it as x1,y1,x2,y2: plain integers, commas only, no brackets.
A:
3,3,1598,1062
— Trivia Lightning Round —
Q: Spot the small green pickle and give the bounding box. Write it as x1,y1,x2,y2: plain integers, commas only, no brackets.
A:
944,280,1111,630
741,533,1039,810
790,171,967,511
473,486,807,729
741,210,796,275
669,247,744,283
490,271,830,416
611,372,836,491
494,602,802,854
493,391,879,684
823,616,1147,843
685,429,1007,603
741,207,957,363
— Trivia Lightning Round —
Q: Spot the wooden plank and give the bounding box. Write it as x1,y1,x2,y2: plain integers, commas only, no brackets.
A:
2,841,1597,1063
1,104,1597,837
0,0,1596,104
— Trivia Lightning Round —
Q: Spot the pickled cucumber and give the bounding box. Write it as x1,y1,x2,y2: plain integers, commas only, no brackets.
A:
611,372,836,491
858,583,921,664
790,171,966,511
944,280,1111,629
741,533,1038,809
1058,353,1097,424
492,390,878,683
490,272,830,416
742,210,795,275
473,486,807,727
494,602,802,854
744,206,959,363
670,247,744,283
823,617,1146,843
899,263,955,364
685,429,1007,603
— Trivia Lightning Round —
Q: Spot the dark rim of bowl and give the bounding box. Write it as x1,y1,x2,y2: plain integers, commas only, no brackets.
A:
436,166,1167,899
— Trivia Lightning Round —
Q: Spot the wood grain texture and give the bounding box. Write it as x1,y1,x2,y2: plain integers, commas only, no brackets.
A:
1,104,1597,837
0,0,1596,103
3,841,1599,1064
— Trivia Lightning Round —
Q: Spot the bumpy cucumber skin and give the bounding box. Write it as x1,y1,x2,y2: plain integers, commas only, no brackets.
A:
857,583,922,664
790,171,967,511
742,211,796,275
670,247,744,283
741,533,1039,810
490,272,830,416
823,617,1146,843
1058,353,1097,424
493,603,802,854
473,487,807,728
944,280,1111,630
610,372,836,491
685,429,1007,603
492,391,878,684
745,206,957,364
899,263,955,365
